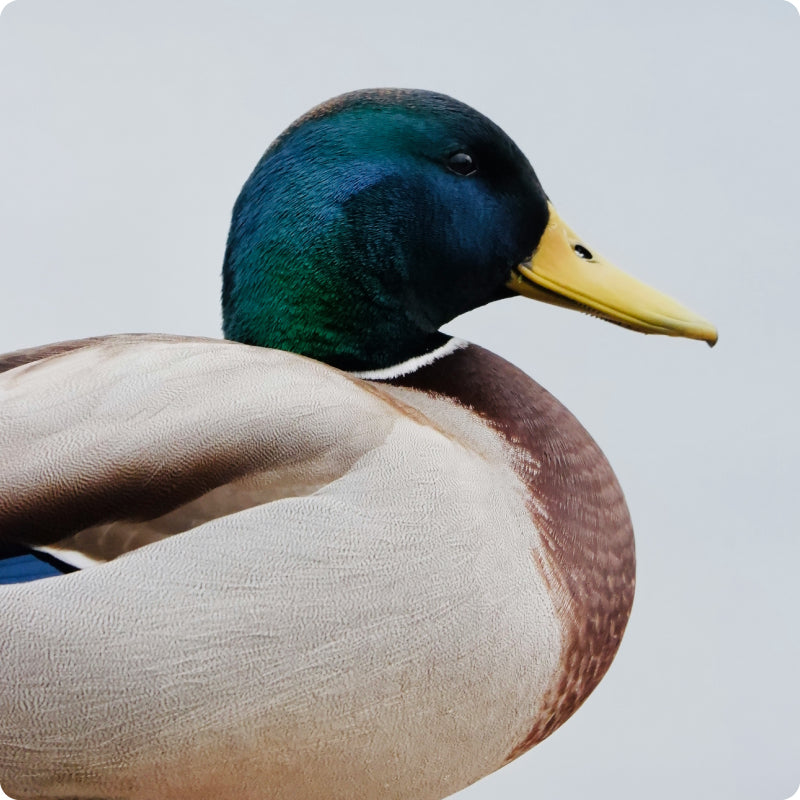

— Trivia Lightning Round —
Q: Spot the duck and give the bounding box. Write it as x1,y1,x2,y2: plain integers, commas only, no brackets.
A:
0,88,717,800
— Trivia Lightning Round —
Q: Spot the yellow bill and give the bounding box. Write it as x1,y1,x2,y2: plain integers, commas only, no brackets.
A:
507,203,718,346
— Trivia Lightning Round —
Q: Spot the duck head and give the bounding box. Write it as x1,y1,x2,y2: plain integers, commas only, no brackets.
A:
222,89,716,372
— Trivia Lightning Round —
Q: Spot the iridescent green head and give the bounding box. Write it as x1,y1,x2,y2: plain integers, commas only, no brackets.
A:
222,89,549,371
222,89,717,371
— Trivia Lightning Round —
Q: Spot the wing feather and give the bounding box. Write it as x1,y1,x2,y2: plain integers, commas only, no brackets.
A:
0,335,398,566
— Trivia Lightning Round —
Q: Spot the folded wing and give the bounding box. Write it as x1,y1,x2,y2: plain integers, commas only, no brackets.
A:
0,334,397,575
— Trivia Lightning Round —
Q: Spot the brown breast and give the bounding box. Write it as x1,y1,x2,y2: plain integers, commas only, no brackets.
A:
389,343,636,760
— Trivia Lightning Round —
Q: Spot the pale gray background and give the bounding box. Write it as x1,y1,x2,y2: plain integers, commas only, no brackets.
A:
0,1,798,798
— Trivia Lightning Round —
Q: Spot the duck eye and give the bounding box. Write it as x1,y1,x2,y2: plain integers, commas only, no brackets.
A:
447,152,477,176
574,244,593,260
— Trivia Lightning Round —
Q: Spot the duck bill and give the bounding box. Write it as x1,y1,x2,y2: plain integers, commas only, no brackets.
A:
507,203,718,346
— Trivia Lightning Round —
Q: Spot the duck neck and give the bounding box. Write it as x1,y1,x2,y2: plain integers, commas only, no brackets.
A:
220,186,449,371
221,247,450,372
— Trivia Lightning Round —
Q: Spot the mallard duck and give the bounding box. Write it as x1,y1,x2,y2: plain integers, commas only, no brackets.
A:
0,89,716,800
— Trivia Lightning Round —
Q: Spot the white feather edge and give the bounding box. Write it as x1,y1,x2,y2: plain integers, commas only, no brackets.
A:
349,337,468,380
33,546,102,570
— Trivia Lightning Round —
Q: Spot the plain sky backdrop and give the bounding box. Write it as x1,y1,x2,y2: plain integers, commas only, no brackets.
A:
0,1,798,799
